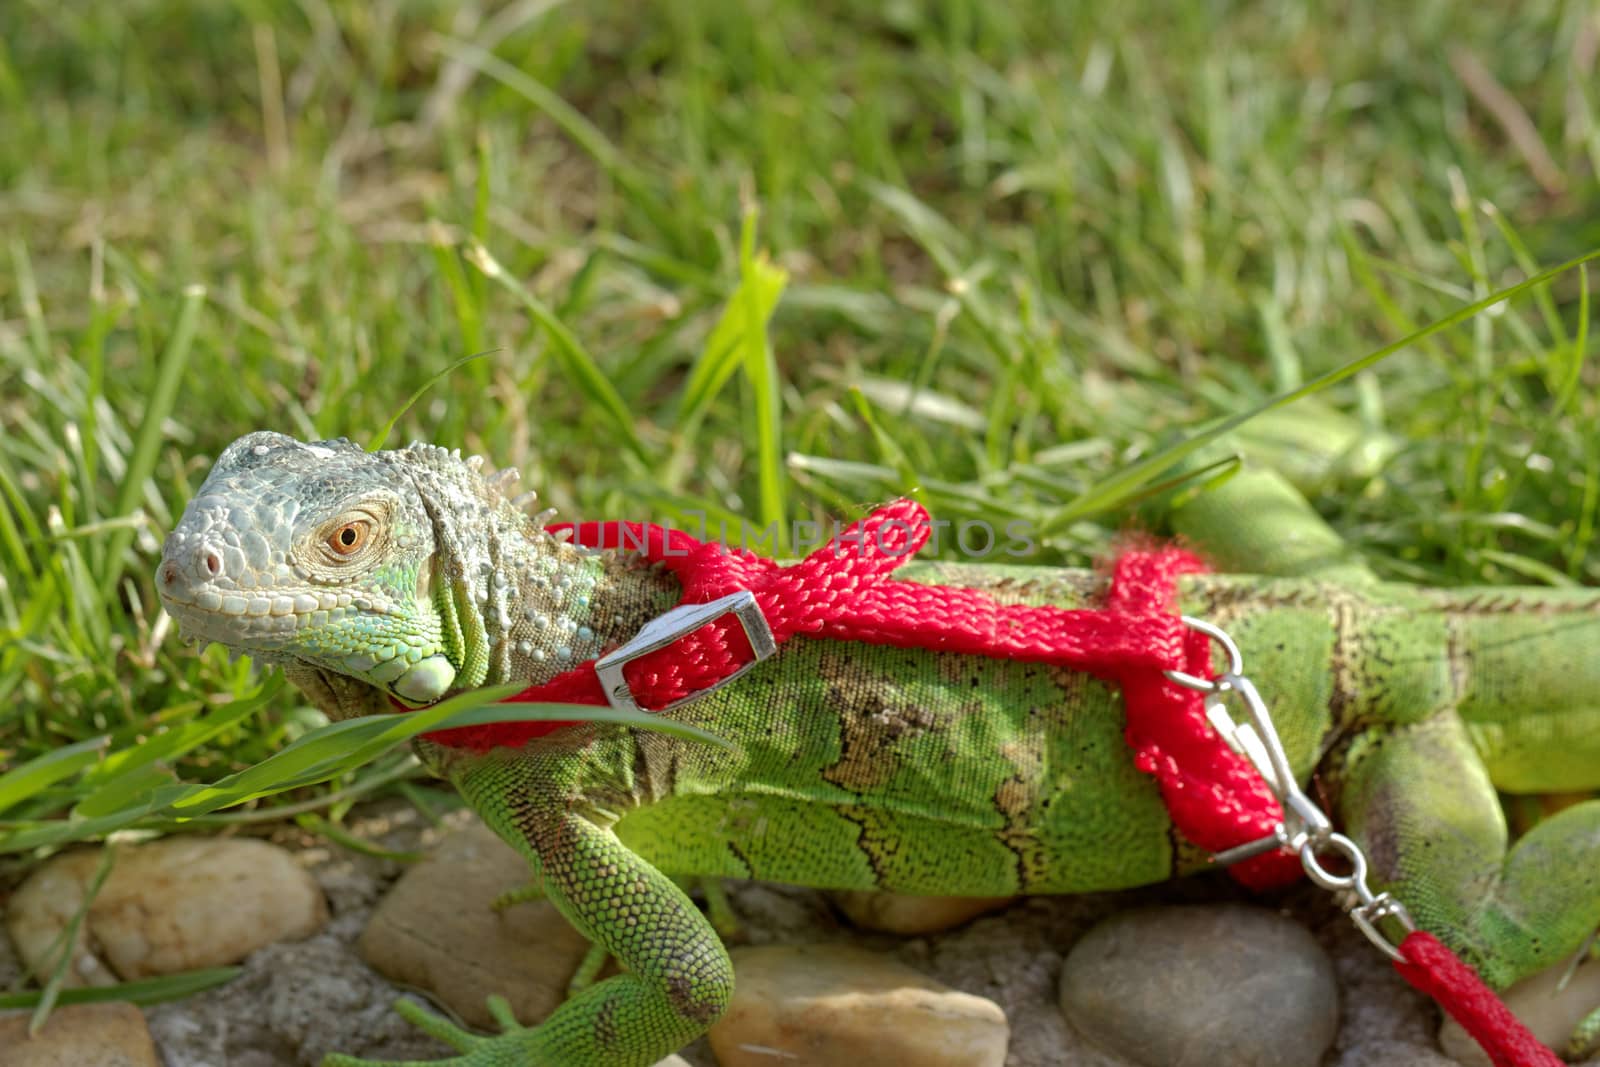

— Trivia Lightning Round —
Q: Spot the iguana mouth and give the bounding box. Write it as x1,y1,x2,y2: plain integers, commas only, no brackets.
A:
158,549,454,704
163,590,457,704
155,542,414,651
155,588,357,652
157,585,398,620
156,593,301,645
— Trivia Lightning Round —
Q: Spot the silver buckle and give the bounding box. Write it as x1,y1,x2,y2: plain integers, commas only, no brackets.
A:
594,590,777,713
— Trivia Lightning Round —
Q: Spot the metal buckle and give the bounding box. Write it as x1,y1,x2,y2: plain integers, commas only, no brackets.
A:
594,590,777,714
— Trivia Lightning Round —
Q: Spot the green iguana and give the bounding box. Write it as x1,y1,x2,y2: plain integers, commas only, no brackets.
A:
155,431,1600,1067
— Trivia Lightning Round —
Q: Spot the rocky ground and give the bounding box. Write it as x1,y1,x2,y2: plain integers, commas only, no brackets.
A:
3,793,1596,1067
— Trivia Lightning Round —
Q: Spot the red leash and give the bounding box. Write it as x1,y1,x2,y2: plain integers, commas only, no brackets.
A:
421,499,1561,1067
1396,931,1561,1067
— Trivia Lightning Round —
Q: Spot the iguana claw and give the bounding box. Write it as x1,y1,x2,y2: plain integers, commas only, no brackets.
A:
1569,1003,1600,1060
489,882,545,912
320,996,539,1067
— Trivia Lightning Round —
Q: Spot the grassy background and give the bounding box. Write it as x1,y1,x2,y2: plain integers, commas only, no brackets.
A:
1,2,1598,833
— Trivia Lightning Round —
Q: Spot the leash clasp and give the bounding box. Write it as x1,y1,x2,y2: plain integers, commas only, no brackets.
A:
1162,617,1327,848
1163,614,1416,961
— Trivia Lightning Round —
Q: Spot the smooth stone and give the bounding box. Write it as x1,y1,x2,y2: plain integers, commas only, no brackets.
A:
0,1002,162,1066
831,890,1014,934
650,1058,693,1067
1440,956,1600,1066
7,838,326,985
1059,904,1338,1067
709,943,1008,1067
358,818,593,1030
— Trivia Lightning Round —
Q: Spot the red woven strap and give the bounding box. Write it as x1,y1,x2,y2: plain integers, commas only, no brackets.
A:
424,501,1183,729
1108,549,1298,889
1394,932,1561,1067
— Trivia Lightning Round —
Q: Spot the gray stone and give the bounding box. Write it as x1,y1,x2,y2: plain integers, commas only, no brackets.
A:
1059,904,1338,1067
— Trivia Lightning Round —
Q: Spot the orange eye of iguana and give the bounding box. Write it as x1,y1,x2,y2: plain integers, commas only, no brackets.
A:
328,521,370,556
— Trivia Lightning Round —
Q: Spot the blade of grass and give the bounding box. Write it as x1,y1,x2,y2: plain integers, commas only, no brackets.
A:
31,846,117,1034
1567,264,1596,576
736,207,788,552
75,681,281,795
0,736,110,816
0,968,241,1010
8,239,50,366
678,239,786,428
296,812,427,862
99,284,205,599
368,350,496,452
467,241,646,460
167,687,733,817
3,691,734,851
428,222,486,360
846,387,920,492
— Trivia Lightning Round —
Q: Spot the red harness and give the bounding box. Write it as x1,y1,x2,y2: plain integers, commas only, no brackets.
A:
421,499,1559,1067
424,499,1297,885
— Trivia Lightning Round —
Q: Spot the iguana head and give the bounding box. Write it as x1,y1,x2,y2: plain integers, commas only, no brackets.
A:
156,431,562,711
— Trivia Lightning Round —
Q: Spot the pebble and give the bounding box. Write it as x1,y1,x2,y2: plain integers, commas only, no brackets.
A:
831,890,1014,934
1059,904,1338,1067
709,943,1009,1066
1439,955,1600,1066
357,819,593,1029
0,1002,162,1066
6,837,326,985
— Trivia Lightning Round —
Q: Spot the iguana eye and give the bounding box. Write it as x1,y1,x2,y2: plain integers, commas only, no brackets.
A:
327,521,370,556
304,502,392,571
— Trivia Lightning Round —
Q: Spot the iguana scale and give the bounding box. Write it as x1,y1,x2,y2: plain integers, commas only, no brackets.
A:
155,431,1600,1066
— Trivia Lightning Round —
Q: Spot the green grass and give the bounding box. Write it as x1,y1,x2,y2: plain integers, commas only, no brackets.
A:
1,1,1598,852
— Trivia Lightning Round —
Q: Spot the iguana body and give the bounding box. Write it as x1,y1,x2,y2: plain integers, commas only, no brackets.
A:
157,432,1600,1066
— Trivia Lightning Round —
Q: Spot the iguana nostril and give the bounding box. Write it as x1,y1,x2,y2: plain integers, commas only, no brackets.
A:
160,562,178,586
203,549,222,576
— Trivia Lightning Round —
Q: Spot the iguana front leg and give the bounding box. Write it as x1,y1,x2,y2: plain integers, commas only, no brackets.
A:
327,753,732,1067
